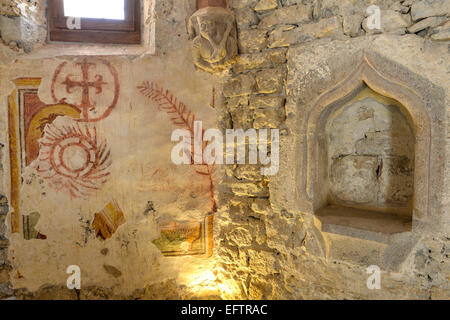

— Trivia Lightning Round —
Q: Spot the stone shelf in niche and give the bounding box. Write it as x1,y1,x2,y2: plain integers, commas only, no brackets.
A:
316,205,412,237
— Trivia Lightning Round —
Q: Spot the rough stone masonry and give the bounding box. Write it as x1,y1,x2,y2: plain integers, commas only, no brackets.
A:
216,0,449,300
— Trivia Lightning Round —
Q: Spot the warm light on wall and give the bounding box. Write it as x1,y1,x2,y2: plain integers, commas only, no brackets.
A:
187,269,240,299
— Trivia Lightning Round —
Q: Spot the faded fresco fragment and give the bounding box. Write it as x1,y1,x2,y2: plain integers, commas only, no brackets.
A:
2,49,219,293
152,214,214,257
92,200,126,240
137,81,217,257
34,118,111,199
22,212,46,240
8,58,120,237
8,78,81,233
51,59,120,123
137,81,217,213
35,58,119,198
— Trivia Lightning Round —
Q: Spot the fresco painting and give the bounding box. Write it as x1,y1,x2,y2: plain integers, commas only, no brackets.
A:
22,212,46,240
152,214,214,257
51,59,120,123
8,78,81,233
6,60,216,259
138,81,217,256
34,118,111,198
92,200,126,240
137,81,217,213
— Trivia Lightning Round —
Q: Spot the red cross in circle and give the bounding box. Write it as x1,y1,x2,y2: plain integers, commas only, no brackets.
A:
52,58,120,123
61,59,107,120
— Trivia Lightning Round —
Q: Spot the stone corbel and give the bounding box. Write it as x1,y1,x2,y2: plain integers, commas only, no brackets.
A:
187,0,238,73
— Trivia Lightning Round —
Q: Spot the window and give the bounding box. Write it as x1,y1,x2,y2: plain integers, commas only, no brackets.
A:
63,0,125,20
48,0,140,44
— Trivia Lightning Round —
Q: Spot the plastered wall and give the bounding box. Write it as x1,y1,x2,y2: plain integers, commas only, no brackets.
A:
0,0,227,299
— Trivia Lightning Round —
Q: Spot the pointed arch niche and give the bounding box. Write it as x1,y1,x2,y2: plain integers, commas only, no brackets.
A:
305,54,433,234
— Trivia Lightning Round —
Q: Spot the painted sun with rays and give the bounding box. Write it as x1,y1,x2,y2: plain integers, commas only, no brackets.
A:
34,117,111,198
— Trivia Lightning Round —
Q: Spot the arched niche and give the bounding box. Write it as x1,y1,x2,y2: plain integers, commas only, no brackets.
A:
305,54,431,234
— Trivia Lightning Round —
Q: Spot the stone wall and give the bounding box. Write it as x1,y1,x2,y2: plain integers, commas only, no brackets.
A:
0,0,46,57
0,195,12,298
215,0,450,299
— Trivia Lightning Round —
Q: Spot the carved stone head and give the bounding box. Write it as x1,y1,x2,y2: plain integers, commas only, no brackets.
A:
188,7,237,73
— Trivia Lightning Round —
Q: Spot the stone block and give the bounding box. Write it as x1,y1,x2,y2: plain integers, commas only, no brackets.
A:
390,1,411,14
229,181,269,197
0,265,11,283
0,283,13,297
343,14,364,37
430,21,450,41
0,14,45,52
223,74,256,97
230,0,259,9
233,48,287,73
280,0,304,5
249,95,285,109
408,16,447,33
355,130,414,157
251,198,271,215
254,0,278,12
267,25,296,48
0,218,6,237
326,232,388,267
0,0,21,16
329,98,415,158
0,236,8,248
238,29,268,53
363,10,411,34
227,227,253,246
411,0,450,21
227,96,249,111
313,0,397,18
0,248,7,265
247,249,278,274
0,16,21,43
0,196,8,216
235,7,259,29
253,107,285,129
255,68,285,94
229,103,254,130
268,17,344,48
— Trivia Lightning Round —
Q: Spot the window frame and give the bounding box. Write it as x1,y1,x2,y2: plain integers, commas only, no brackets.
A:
48,0,141,45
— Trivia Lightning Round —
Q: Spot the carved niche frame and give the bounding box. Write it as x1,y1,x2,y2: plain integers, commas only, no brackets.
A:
272,38,446,237
306,54,430,223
